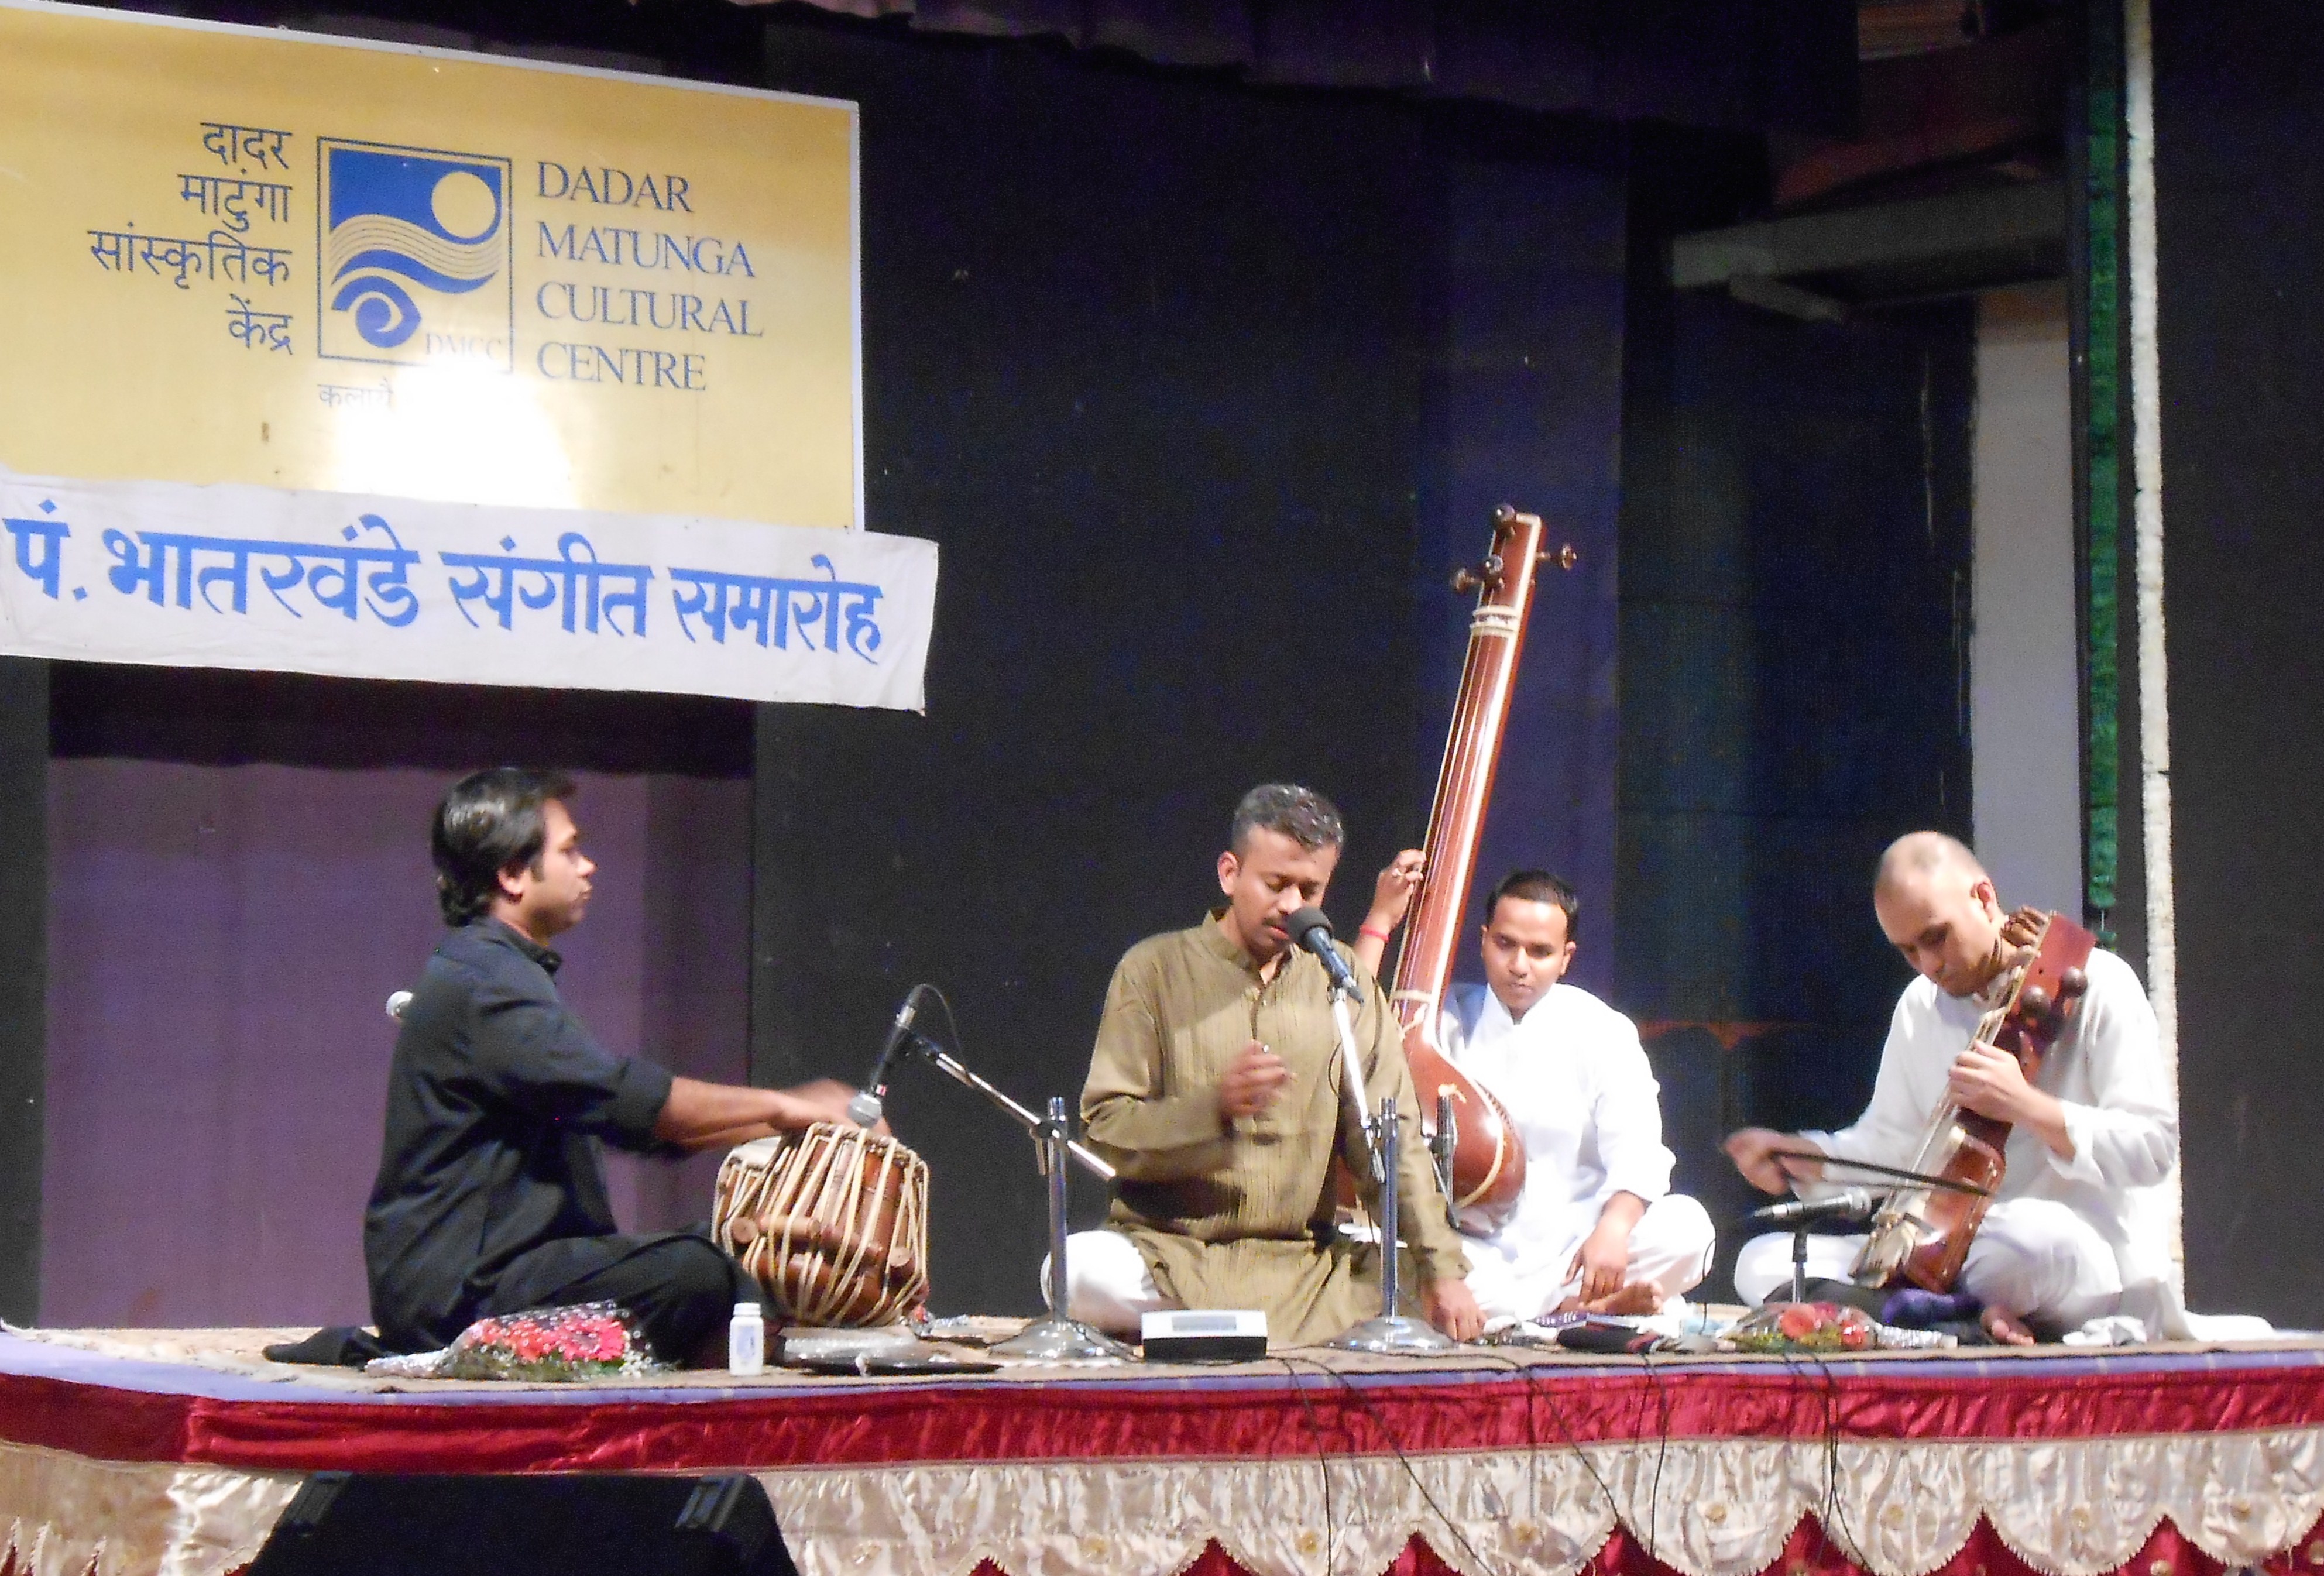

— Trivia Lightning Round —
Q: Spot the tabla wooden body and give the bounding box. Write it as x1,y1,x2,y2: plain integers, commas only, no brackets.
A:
712,1123,929,1328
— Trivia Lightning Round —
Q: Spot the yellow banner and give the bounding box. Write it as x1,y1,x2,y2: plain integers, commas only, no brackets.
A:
0,1,861,529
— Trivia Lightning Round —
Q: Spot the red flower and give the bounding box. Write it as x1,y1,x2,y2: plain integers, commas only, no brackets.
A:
1776,1303,1822,1341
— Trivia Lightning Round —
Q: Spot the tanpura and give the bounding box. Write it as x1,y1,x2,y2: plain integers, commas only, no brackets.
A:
1851,905,2096,1293
1381,505,1576,1236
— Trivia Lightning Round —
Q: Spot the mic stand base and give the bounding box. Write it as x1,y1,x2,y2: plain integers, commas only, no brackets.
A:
991,1094,1135,1366
991,1318,1137,1362
1327,1314,1457,1355
1328,1094,1457,1355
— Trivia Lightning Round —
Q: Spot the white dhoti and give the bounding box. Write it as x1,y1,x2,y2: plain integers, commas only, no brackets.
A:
1461,1192,1717,1322
1732,1196,2124,1329
1747,949,2195,1337
1054,1228,1167,1335
1054,1228,1437,1340
1431,983,1712,1322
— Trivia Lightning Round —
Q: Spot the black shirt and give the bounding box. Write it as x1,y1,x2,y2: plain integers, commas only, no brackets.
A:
363,918,675,1350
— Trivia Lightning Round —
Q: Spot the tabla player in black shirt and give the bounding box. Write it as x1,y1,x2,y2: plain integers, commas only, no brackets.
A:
358,767,857,1364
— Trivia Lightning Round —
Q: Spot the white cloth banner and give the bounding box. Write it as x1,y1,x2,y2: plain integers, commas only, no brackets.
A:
0,471,938,709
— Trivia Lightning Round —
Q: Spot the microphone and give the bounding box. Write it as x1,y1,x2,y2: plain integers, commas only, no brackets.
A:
385,990,413,1023
1745,1187,1877,1227
846,986,926,1128
1283,906,1358,995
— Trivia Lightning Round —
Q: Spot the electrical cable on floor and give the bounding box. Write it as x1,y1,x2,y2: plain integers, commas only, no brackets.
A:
1274,1355,1342,1576
1282,1352,1508,1576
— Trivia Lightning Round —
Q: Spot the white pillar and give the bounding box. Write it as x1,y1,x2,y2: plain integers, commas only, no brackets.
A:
2125,0,2180,1268
1971,283,2081,919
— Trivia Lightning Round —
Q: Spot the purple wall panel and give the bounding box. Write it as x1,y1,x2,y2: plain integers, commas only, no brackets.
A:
1415,155,1627,998
615,775,753,1237
42,763,747,1328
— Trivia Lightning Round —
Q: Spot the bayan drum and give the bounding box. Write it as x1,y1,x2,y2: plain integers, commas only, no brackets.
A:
712,1123,929,1328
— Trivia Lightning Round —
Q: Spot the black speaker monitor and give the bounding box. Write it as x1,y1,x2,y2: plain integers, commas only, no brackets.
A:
248,1472,799,1576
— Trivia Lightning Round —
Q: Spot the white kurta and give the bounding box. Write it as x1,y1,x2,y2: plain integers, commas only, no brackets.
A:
1439,983,1714,1319
1747,947,2181,1330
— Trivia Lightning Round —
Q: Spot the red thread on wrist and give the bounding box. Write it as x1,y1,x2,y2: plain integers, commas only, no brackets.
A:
1358,924,1392,942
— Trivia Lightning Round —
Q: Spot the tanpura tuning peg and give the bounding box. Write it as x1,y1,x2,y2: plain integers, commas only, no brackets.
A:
2019,984,2052,1021
2058,967,2089,1000
1450,554,1506,595
1539,544,1580,571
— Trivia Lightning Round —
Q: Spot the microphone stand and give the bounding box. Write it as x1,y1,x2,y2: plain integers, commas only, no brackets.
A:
1329,1094,1455,1353
1733,1193,1882,1303
896,1033,1117,1183
884,1036,1129,1361
1328,985,1375,1177
1329,979,1457,1354
1750,1192,1877,1303
990,1097,1135,1362
1758,1153,1991,1305
1431,1091,1460,1232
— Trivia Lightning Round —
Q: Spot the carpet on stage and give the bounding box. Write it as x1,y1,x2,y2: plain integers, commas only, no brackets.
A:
2,1324,2322,1576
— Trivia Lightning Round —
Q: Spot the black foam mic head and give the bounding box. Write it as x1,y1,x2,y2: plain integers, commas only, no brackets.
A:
1283,905,1357,994
1284,905,1334,947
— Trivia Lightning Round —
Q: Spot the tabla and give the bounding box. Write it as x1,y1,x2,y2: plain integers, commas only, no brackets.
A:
712,1123,930,1328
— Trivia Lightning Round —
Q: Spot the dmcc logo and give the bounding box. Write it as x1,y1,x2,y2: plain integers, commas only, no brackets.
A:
317,140,514,369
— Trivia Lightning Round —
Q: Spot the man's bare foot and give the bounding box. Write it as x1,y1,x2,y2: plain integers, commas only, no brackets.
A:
1981,1307,2036,1346
1553,1282,1664,1318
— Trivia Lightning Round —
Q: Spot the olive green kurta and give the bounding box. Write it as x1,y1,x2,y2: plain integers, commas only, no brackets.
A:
1080,914,1468,1346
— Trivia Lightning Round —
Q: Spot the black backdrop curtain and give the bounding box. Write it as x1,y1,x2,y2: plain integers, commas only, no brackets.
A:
753,0,1859,133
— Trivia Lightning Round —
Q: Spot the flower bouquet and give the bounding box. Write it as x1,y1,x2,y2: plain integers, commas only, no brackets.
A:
1729,1300,1877,1353
366,1301,670,1381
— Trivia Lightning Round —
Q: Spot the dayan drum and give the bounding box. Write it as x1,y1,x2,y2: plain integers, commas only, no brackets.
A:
712,1123,930,1328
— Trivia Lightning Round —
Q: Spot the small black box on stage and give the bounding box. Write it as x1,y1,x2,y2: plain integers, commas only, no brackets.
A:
246,1471,798,1576
1141,1309,1268,1361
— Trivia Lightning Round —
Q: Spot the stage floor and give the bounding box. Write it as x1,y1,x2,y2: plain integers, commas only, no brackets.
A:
4,1323,2323,1576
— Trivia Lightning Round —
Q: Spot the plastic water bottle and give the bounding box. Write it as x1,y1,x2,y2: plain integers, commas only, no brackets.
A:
728,1301,765,1376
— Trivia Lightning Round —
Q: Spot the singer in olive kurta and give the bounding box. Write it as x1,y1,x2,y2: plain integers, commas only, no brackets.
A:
1079,913,1470,1346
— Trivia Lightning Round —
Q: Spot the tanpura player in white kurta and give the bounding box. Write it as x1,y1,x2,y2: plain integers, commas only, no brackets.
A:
1356,863,1715,1320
